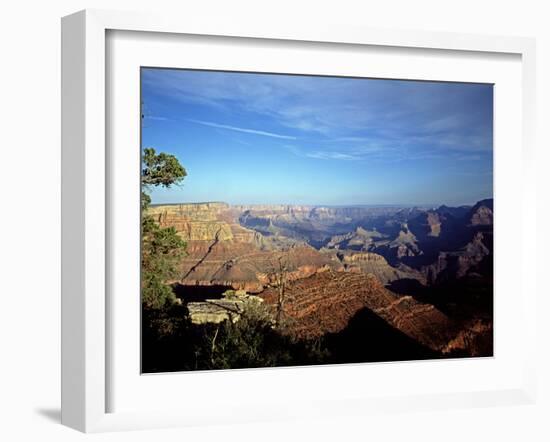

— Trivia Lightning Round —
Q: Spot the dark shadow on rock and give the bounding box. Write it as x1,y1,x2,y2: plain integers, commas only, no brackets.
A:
387,278,429,298
171,283,233,302
388,275,493,320
324,307,438,364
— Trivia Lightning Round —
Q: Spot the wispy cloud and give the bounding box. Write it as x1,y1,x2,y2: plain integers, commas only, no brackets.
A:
282,142,490,164
283,144,392,162
187,119,296,140
145,115,171,121
142,69,493,155
305,151,361,161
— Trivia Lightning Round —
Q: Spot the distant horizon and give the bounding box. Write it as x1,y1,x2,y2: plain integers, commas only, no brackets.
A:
142,68,493,207
149,197,493,208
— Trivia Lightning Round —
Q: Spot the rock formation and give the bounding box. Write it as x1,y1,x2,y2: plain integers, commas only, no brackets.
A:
260,270,456,352
325,226,386,250
187,289,264,324
327,250,425,285
469,199,493,226
424,231,491,283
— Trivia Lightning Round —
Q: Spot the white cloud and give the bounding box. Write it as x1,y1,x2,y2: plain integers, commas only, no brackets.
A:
305,151,360,161
145,115,170,121
187,119,297,140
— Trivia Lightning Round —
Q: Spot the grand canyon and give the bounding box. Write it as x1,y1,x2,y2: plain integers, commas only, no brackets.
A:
144,199,493,368
140,68,494,372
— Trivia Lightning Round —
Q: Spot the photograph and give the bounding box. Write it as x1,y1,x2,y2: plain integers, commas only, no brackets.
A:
140,67,494,373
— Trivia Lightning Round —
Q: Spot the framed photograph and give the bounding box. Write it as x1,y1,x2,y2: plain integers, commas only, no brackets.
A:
61,9,537,432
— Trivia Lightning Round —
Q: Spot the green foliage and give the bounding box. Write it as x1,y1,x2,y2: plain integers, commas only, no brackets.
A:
143,303,189,340
142,299,330,372
141,147,187,309
141,191,151,212
142,147,187,188
205,301,292,369
141,217,186,309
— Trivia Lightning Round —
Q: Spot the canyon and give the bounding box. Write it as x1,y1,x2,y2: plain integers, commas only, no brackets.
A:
147,198,494,360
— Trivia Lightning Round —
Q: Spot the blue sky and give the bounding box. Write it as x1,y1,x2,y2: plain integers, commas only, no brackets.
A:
141,68,493,207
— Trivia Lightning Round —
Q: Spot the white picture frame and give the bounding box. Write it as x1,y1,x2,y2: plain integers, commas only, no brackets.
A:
61,9,537,433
